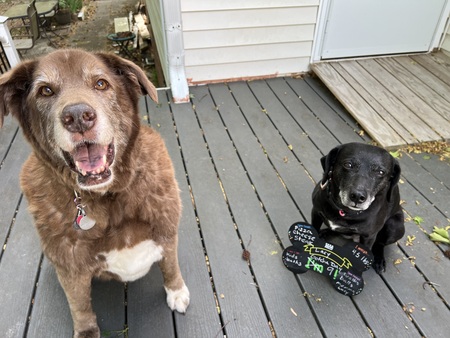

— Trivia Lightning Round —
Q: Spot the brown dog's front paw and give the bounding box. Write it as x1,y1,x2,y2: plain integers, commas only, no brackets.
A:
165,284,190,313
73,327,100,338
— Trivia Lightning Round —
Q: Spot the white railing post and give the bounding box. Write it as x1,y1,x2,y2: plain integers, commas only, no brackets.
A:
162,0,189,104
0,16,21,68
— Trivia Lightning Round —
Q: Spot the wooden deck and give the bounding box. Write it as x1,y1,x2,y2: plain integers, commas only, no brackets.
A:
0,76,449,337
311,52,450,149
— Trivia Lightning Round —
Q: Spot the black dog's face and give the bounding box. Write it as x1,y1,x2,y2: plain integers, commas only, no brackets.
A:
322,143,400,211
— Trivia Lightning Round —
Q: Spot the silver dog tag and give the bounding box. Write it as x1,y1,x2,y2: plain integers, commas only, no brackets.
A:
73,191,96,230
78,214,96,230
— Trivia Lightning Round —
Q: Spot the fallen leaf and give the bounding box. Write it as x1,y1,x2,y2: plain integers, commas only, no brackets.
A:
288,145,293,150
390,150,401,158
406,235,416,246
290,308,298,317
413,216,424,225
403,303,415,314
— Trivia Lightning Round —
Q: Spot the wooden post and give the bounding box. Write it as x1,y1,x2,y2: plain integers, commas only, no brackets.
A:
0,16,21,67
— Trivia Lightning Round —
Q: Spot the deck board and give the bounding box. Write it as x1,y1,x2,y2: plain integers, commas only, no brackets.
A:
311,52,450,148
170,87,274,337
145,93,222,338
204,83,323,336
0,76,449,337
0,201,41,337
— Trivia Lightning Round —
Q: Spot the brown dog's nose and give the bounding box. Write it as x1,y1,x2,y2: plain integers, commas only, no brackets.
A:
61,104,97,133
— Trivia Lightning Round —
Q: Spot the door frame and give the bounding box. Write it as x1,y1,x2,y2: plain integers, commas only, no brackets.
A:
311,0,450,63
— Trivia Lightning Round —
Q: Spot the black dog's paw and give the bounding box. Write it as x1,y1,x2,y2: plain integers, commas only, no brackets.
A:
319,227,335,238
372,256,386,274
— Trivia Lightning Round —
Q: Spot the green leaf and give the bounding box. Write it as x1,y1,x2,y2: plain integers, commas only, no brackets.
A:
429,232,450,244
413,216,424,225
433,226,450,240
390,150,401,158
423,155,431,160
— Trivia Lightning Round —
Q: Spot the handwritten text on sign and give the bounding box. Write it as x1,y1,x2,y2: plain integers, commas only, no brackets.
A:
282,222,374,296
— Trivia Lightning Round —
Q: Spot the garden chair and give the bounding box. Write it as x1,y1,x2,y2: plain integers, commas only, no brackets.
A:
10,0,40,55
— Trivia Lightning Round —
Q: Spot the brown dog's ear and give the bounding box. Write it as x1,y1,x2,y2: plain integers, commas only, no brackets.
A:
0,60,37,127
95,52,158,103
320,145,342,185
387,158,401,202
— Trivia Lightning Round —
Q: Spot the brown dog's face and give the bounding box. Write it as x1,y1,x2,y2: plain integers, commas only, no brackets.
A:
0,49,157,192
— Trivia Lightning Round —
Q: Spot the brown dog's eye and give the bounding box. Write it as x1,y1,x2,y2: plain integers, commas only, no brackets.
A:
40,86,54,97
95,79,109,90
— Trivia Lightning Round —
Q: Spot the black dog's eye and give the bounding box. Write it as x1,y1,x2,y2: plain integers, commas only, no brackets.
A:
343,162,353,169
378,169,386,176
95,79,109,90
39,86,54,97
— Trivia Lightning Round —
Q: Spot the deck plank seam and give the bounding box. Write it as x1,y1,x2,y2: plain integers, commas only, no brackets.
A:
375,254,427,337
271,78,345,151
23,253,45,337
372,58,449,140
245,80,317,190
313,62,408,147
341,60,421,143
192,86,276,335
0,126,19,171
234,81,308,222
302,77,370,139
222,82,331,334
165,90,228,336
0,193,24,263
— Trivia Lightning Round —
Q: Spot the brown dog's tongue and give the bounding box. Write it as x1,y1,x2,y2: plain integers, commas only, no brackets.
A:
72,143,107,173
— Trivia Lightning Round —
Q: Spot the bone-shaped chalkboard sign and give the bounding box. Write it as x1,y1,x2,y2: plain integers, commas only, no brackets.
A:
282,222,374,296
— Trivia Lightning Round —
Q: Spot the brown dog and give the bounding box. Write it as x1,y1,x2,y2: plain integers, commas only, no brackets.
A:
0,49,189,337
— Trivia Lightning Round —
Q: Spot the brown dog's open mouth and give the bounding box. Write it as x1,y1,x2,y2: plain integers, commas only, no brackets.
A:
63,141,115,186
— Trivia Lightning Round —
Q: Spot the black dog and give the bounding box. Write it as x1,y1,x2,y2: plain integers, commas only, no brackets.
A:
311,143,405,273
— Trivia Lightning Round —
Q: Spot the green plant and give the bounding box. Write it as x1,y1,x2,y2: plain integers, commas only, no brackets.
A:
59,0,83,12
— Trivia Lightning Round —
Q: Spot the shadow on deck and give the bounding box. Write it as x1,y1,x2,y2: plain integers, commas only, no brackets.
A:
0,76,449,337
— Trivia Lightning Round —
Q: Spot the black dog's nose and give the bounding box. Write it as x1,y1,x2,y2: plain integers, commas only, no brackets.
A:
61,104,97,133
350,190,367,204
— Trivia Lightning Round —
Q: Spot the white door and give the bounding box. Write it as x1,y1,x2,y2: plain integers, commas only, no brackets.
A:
320,0,448,59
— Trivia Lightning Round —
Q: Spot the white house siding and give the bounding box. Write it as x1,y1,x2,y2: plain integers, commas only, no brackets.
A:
145,0,169,85
180,0,319,84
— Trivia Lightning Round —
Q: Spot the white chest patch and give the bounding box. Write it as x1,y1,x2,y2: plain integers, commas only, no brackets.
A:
329,221,344,231
101,240,163,282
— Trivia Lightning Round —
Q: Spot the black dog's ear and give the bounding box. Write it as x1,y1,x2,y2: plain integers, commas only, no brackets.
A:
0,59,37,128
387,158,401,202
320,145,341,185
